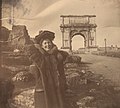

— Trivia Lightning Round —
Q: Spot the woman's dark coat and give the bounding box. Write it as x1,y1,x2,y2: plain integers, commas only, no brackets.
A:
26,44,68,108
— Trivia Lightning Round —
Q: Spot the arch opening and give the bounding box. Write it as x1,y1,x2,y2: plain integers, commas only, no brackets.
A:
72,34,85,51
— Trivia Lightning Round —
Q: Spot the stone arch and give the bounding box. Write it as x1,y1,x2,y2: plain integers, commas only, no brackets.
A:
60,15,97,51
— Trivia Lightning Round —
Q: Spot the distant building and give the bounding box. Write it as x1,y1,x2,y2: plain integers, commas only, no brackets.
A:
98,45,118,52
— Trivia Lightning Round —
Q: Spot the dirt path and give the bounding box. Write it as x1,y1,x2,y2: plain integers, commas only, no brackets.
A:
76,54,120,86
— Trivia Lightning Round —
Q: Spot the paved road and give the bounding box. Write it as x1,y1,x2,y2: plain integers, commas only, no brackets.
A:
76,54,120,86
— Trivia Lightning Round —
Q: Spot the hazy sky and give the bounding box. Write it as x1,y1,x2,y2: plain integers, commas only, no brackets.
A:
2,0,120,49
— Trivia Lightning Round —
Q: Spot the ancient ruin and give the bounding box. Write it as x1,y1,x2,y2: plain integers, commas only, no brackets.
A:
8,25,31,50
60,15,97,51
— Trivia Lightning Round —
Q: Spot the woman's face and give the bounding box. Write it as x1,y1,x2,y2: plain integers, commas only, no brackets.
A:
41,39,53,51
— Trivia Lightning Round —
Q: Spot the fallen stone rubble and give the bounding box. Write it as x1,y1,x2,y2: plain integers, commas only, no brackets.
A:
12,71,34,82
9,62,120,108
10,89,34,108
1,53,120,108
65,63,120,108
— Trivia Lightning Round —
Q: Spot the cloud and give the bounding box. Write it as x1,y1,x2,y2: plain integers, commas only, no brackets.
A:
33,0,70,18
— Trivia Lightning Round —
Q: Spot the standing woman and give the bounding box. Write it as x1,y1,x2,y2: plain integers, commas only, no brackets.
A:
26,30,68,108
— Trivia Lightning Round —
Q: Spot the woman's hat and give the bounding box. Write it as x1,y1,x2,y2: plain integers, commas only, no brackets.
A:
35,30,55,44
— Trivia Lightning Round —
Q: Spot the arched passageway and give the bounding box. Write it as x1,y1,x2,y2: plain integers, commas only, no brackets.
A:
72,34,85,50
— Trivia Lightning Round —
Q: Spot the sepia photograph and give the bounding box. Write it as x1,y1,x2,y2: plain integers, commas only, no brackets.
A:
0,0,120,108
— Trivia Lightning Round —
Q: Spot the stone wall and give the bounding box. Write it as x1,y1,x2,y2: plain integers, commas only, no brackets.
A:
1,26,10,41
8,25,31,50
